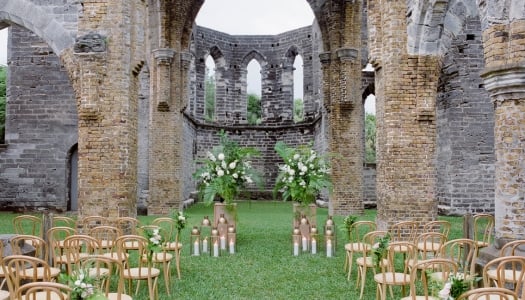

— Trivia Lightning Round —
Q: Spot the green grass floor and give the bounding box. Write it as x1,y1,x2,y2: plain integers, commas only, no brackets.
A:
0,201,464,300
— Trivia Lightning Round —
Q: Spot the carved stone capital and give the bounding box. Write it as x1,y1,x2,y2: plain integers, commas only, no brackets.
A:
152,48,176,65
481,63,525,100
180,51,193,68
336,48,358,61
319,52,332,65
74,33,107,53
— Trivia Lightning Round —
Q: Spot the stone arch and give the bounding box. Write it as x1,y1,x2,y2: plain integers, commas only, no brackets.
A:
206,45,226,68
283,45,302,68
240,50,267,70
0,0,76,57
407,0,480,56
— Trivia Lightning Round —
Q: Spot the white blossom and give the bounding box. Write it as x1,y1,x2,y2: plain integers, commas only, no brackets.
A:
232,173,238,179
207,151,216,162
217,169,225,177
229,161,236,169
293,153,300,160
218,153,225,161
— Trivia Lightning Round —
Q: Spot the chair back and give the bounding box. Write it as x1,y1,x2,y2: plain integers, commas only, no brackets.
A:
473,214,494,248
500,240,525,256
88,225,122,250
13,215,42,238
457,287,518,300
422,220,451,238
78,216,109,234
348,221,376,244
63,234,102,273
407,258,458,299
79,255,127,297
389,220,419,243
16,281,72,300
114,235,154,275
483,256,525,299
438,238,478,276
116,216,141,235
52,216,76,228
2,255,53,296
415,232,447,260
9,235,48,261
152,217,176,241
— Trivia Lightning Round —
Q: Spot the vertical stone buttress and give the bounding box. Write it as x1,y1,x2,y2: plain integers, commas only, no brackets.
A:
481,19,525,244
148,48,183,215
369,0,440,230
75,0,139,219
326,1,364,215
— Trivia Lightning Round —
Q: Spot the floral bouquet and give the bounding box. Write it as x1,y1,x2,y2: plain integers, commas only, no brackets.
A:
432,273,481,299
273,141,332,205
342,215,358,240
143,227,164,262
171,210,188,232
59,266,107,300
372,234,390,269
193,130,261,205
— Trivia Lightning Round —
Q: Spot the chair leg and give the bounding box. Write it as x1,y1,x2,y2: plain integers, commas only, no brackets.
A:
359,266,367,300
175,250,181,279
346,251,354,281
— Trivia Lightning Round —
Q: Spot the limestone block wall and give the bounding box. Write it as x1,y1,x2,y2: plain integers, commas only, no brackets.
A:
0,25,77,211
436,17,495,215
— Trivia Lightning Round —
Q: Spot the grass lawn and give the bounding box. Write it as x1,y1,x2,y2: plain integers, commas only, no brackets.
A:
0,201,464,300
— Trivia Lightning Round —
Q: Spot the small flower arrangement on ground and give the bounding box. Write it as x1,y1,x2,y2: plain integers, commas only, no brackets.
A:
193,130,262,205
59,266,107,300
430,272,481,299
273,141,332,205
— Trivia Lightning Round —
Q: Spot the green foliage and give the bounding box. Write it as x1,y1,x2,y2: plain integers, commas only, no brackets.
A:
273,141,332,205
0,65,6,143
373,233,390,268
193,130,262,205
293,98,304,122
204,68,215,121
247,93,261,125
365,112,376,163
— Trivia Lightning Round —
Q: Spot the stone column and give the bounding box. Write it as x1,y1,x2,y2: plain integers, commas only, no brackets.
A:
480,20,525,246
329,48,364,216
148,48,181,215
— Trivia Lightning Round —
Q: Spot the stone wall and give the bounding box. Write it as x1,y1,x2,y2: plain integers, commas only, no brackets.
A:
0,25,77,211
436,17,495,215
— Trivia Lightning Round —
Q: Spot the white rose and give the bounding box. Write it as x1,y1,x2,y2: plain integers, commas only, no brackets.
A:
207,151,216,161
288,169,295,176
178,215,185,221
218,153,225,160
217,169,224,177
229,161,237,169
232,173,238,179
245,177,253,184
293,154,300,160
221,161,227,169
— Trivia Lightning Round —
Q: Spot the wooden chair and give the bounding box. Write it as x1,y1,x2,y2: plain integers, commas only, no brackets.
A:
46,226,77,270
152,217,183,279
78,255,132,300
114,235,161,300
344,221,376,281
9,235,61,280
62,234,102,274
13,215,42,238
15,281,72,300
374,241,418,300
116,216,141,235
52,216,76,228
89,225,122,251
138,225,174,295
437,238,479,279
0,241,9,300
407,232,448,276
473,214,494,251
499,240,525,256
355,230,389,299
400,258,458,300
2,255,55,299
456,287,518,300
483,256,525,299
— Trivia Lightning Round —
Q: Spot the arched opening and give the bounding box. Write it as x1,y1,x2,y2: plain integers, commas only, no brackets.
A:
293,54,304,123
364,94,376,163
0,27,6,144
67,143,78,211
247,59,262,125
204,55,216,121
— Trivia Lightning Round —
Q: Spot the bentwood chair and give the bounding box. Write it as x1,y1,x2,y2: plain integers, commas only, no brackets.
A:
356,230,389,300
152,217,183,279
389,221,419,244
78,255,132,300
2,255,55,300
52,216,76,228
400,258,458,300
9,235,61,280
13,215,42,239
62,234,102,274
0,242,8,300
456,287,518,300
437,238,479,279
88,225,122,251
483,256,525,299
408,232,448,272
374,241,418,300
116,217,141,235
422,220,451,240
485,240,525,286
46,226,77,270
114,235,161,300
15,281,72,300
77,216,109,234
473,214,494,251
344,221,376,281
